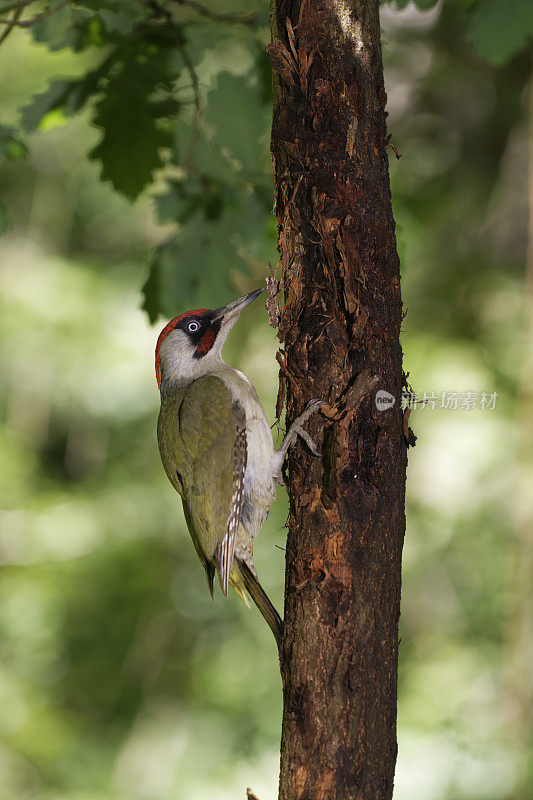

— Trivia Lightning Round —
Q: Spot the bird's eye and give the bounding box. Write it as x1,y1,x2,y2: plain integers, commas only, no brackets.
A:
187,321,200,333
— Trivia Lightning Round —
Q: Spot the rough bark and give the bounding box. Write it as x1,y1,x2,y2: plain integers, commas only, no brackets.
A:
267,2,407,799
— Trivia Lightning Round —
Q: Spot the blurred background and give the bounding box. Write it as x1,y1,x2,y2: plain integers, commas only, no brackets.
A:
0,0,531,798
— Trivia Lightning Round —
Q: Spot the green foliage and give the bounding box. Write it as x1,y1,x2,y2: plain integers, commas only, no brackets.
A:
143,70,275,319
76,0,146,36
22,26,183,198
89,32,183,199
2,0,272,313
30,3,89,50
21,70,107,130
467,0,533,64
2,0,530,320
144,181,275,320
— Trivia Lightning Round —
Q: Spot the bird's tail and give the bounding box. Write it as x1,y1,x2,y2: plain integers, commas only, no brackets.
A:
232,559,283,649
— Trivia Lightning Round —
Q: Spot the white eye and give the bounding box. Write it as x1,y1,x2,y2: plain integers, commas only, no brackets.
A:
187,321,200,333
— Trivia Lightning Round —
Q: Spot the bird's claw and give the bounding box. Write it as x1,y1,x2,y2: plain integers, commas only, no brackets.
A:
276,398,325,463
294,424,321,456
294,400,324,456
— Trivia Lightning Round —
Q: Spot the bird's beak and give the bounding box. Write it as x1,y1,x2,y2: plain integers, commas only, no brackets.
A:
213,288,263,323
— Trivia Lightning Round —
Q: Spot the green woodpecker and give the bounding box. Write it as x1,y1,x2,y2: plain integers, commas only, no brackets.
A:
155,289,321,647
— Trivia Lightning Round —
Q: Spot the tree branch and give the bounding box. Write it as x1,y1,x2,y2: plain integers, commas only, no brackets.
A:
0,0,25,44
0,0,69,31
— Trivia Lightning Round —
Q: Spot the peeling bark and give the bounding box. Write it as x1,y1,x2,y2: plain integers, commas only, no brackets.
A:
268,2,407,799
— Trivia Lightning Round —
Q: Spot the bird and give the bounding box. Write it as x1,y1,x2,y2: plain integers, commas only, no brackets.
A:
155,288,322,648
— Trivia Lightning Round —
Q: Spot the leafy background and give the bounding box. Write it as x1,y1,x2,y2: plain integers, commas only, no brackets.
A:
0,0,531,798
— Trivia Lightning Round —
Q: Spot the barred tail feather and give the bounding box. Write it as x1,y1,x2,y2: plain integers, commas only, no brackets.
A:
216,403,246,597
216,528,236,597
235,559,283,649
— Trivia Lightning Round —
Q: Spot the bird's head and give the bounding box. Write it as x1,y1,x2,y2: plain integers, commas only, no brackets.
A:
155,288,263,389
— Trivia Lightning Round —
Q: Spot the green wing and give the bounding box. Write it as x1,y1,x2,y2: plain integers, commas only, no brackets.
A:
157,375,246,594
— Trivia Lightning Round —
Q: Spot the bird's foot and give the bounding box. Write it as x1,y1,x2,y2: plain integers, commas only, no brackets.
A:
292,424,320,456
276,399,324,467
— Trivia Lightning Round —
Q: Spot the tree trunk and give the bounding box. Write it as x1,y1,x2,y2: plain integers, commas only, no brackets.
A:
267,2,407,799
